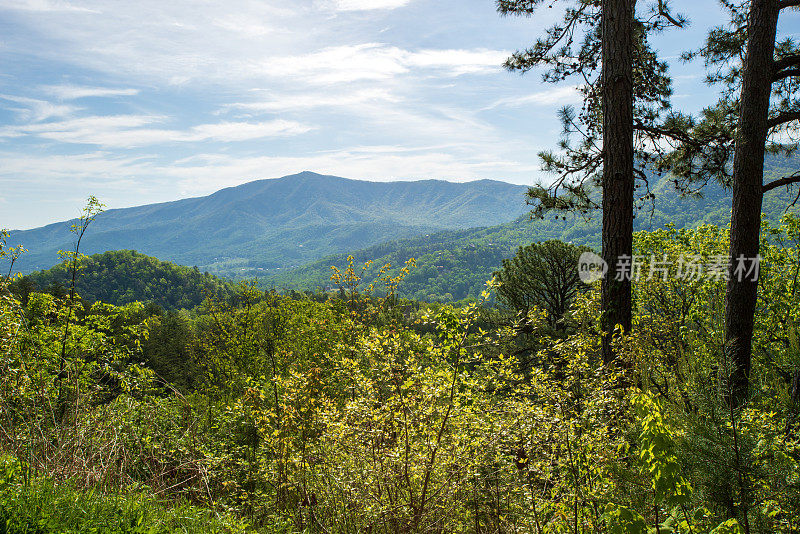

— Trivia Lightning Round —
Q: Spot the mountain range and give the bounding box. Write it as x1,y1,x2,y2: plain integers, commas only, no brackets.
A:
266,157,800,301
9,172,529,275
8,157,800,303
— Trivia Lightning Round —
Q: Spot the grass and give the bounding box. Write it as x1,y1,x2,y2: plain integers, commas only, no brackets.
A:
0,456,247,534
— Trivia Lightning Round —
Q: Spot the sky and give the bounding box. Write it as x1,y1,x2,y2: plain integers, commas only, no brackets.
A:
0,0,793,229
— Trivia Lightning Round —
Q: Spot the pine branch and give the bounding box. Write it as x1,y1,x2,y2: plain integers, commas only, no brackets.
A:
774,68,800,81
633,122,701,146
767,111,800,129
763,171,800,193
658,0,685,27
772,53,800,80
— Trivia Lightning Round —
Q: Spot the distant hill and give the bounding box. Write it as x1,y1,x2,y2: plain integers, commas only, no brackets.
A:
269,160,800,302
8,172,529,276
9,159,799,304
12,250,235,309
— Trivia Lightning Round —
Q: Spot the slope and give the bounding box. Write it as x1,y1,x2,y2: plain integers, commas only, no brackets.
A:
269,162,800,302
12,250,235,309
8,172,529,276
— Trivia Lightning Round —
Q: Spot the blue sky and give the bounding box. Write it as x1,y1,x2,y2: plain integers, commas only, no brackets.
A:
0,0,792,229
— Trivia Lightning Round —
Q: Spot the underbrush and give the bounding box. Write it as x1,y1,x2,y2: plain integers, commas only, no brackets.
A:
0,455,249,534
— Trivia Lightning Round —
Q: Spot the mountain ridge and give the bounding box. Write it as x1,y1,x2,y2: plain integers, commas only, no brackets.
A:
267,161,800,301
8,171,530,274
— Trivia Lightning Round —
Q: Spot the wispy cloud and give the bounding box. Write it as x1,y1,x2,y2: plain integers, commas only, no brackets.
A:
325,0,412,11
227,88,399,113
0,151,150,180
260,44,506,84
0,0,98,12
0,94,80,122
0,1,506,88
185,120,313,143
41,84,139,100
403,48,508,76
0,116,313,146
484,86,580,110
0,114,161,140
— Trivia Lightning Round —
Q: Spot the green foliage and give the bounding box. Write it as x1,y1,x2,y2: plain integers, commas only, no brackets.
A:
142,309,198,391
632,394,692,508
0,455,245,533
494,239,592,326
14,250,235,309
269,161,800,302
4,208,800,532
0,230,26,282
602,505,647,534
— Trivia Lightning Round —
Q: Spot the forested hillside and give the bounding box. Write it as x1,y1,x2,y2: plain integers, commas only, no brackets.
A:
9,172,528,276
270,161,800,301
11,250,235,309
2,218,799,532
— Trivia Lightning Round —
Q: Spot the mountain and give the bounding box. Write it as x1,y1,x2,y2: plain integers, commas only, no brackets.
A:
268,162,800,302
8,172,529,276
11,250,235,309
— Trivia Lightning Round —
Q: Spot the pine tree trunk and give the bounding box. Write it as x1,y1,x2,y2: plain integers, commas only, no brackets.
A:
600,0,635,363
724,0,779,407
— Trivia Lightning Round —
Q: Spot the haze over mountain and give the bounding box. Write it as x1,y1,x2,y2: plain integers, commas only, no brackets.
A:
9,171,529,275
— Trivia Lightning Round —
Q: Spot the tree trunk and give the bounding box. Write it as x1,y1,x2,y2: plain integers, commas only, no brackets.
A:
724,0,779,407
600,0,635,363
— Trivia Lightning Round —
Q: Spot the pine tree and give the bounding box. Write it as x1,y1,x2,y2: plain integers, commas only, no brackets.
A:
498,0,684,361
660,0,800,406
494,240,591,327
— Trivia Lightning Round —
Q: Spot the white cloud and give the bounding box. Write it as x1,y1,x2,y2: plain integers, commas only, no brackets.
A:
186,120,313,142
0,1,507,90
260,44,506,84
0,94,80,122
327,0,411,11
0,0,98,12
0,151,154,183
0,114,161,139
41,84,139,100
0,115,313,146
404,49,508,76
485,86,581,110
227,88,399,113
1,1,305,86
262,44,408,83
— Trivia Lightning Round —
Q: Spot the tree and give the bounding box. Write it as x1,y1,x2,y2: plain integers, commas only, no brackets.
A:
600,0,635,361
660,0,800,406
494,240,591,328
9,276,35,306
142,310,198,392
56,196,104,422
725,0,781,408
0,230,25,284
498,0,684,362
